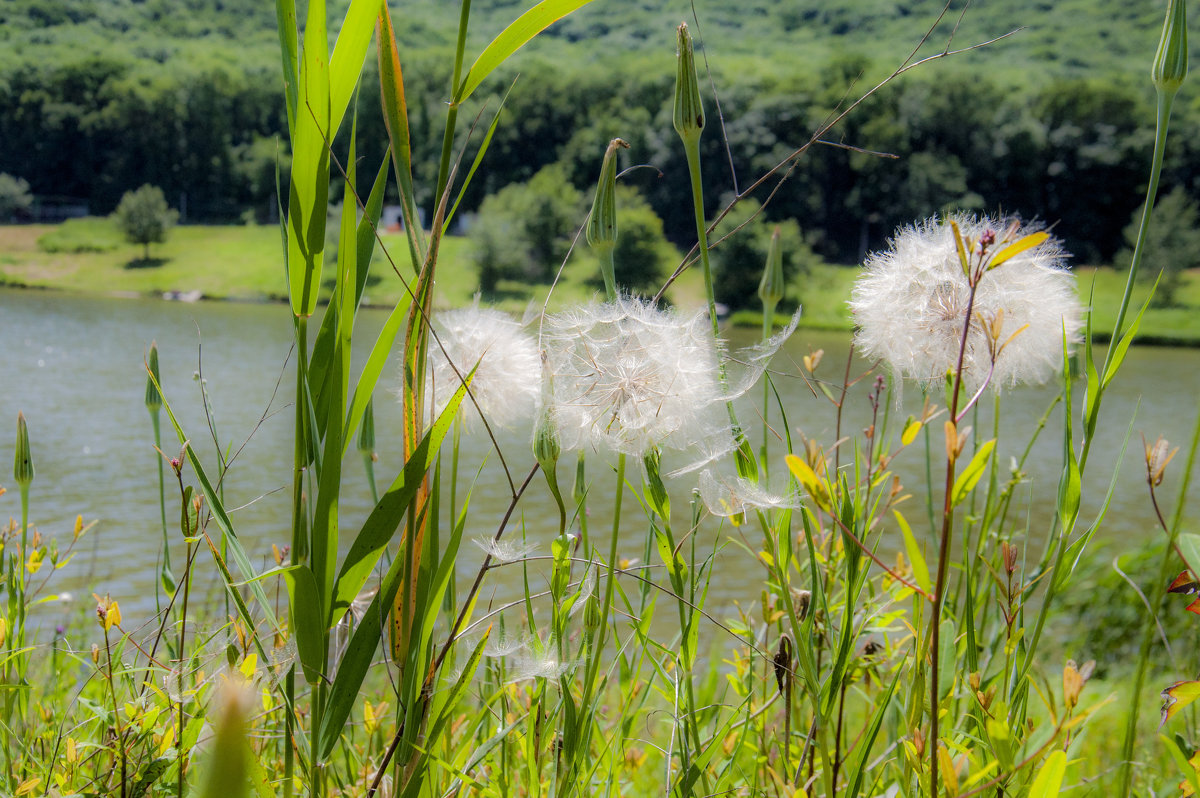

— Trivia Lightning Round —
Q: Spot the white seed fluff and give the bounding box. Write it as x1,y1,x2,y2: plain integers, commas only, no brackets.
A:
540,298,731,458
850,215,1083,391
425,304,541,431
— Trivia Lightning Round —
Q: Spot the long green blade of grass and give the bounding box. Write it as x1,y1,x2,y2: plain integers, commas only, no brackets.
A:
332,372,473,621
457,0,599,101
285,0,331,318
327,0,378,140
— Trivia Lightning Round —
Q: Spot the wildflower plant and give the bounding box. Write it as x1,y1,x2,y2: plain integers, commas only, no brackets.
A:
851,215,1083,392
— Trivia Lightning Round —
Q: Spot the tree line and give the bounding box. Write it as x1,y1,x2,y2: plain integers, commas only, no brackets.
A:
4,42,1197,270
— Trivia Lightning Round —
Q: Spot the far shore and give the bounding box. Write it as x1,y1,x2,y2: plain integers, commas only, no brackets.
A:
3,222,1197,346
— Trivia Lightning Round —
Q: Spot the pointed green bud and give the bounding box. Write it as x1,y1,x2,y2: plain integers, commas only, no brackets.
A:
587,138,629,299
583,592,603,635
13,412,33,489
199,679,252,798
533,410,561,473
758,226,786,311
673,23,705,142
145,342,162,412
1152,0,1188,94
642,448,670,520
586,138,628,252
357,398,376,454
572,451,587,507
550,531,574,603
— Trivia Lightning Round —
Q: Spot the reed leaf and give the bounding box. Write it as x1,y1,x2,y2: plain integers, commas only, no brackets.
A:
285,0,330,318
377,4,426,269
332,371,474,621
457,0,599,102
327,0,377,140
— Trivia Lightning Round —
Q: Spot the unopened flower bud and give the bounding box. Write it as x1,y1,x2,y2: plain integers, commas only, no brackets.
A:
586,139,628,253
642,449,671,519
13,412,33,489
584,593,603,634
1152,0,1188,95
758,226,786,312
533,411,560,473
199,677,253,798
145,342,162,412
673,24,705,141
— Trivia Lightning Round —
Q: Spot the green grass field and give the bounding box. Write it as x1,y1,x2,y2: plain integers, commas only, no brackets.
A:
0,220,704,312
3,221,1197,344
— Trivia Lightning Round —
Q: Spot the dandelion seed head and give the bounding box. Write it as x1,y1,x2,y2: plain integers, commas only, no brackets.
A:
425,303,541,431
541,298,731,457
850,215,1083,391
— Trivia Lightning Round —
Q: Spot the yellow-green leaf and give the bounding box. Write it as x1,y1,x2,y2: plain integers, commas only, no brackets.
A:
950,219,970,276
901,419,922,447
1161,680,1200,728
988,231,1049,269
950,439,996,507
894,511,931,594
1028,750,1066,798
15,778,41,796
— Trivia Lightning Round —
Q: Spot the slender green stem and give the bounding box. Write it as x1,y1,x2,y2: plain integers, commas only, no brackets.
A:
760,307,776,475
680,135,756,481
1118,395,1200,793
177,538,193,798
681,136,719,343
1102,91,1175,383
153,412,171,607
930,275,980,798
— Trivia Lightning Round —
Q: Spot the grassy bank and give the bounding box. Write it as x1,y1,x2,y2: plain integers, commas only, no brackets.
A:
0,220,704,312
4,221,1198,344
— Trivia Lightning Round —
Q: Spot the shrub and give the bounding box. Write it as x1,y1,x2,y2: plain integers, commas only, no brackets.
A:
469,165,584,295
0,173,33,220
710,197,813,311
36,217,124,253
112,184,179,260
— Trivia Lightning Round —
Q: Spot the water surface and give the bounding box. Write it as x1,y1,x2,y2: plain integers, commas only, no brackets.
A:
1,289,1195,634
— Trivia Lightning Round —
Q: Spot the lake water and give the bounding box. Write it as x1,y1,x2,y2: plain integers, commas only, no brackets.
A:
1,288,1197,633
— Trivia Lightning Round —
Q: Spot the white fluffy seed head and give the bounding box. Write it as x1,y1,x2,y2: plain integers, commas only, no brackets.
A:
540,298,732,457
425,304,541,431
849,214,1083,391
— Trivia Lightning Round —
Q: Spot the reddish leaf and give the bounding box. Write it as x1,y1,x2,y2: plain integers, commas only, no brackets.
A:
1168,569,1200,595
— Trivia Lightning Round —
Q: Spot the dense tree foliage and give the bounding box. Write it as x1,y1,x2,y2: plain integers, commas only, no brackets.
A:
2,0,1196,273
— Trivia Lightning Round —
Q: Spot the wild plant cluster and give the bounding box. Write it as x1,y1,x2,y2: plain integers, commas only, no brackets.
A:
1,2,1198,797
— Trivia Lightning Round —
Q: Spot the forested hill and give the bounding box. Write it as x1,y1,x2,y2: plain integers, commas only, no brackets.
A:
1,0,1196,266
0,0,1174,77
